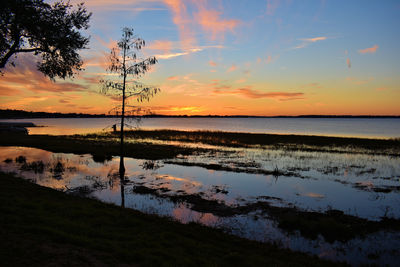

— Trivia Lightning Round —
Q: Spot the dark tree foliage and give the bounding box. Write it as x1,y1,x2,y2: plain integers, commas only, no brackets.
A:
0,0,91,79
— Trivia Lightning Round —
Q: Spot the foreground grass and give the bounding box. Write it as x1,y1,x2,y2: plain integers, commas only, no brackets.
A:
0,172,341,266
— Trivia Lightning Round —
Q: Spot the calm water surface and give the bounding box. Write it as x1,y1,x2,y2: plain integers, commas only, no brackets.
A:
1,117,400,138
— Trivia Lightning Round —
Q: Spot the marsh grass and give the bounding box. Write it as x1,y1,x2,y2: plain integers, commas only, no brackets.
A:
111,130,400,155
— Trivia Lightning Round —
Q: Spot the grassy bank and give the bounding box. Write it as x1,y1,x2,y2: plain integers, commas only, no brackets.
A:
0,172,341,266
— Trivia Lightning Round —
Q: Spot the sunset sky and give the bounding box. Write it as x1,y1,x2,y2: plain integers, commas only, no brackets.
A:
1,0,400,116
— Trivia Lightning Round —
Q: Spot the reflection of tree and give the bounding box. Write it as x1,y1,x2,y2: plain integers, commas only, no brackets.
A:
101,28,159,192
107,169,126,207
120,173,125,208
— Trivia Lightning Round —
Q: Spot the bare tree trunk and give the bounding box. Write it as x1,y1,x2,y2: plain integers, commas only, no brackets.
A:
119,44,127,179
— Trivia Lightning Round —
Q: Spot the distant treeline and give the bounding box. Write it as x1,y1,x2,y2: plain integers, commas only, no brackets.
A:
0,109,399,119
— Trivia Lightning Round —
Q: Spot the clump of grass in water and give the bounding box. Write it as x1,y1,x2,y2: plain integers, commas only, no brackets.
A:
4,158,13,163
141,160,163,170
20,161,45,174
15,155,26,163
50,161,65,180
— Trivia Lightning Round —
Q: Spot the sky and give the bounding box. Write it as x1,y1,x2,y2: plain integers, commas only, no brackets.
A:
1,0,400,116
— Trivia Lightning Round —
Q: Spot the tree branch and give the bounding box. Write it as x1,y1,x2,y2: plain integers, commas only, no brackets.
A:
15,47,42,53
0,40,20,69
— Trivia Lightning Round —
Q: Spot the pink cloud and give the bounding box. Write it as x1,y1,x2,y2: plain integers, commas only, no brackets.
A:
300,37,327,42
213,85,304,101
209,60,217,67
294,36,327,49
163,0,195,50
236,88,304,100
146,40,173,53
346,58,351,69
358,45,378,54
194,6,240,40
1,54,87,94
227,64,238,72
266,0,280,15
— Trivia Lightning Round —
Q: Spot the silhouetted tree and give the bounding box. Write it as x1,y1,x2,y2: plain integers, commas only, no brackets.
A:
101,27,159,181
0,0,91,79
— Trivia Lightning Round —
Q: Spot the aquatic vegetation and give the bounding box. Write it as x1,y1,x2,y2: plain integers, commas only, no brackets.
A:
15,155,26,163
20,160,45,173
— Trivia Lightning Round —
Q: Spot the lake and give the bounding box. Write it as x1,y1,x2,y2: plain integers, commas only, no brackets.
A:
1,117,400,138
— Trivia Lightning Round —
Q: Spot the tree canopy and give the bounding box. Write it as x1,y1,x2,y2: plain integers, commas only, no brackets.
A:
0,0,91,79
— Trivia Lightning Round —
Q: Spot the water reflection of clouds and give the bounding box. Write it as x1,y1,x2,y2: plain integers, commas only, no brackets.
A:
172,207,219,226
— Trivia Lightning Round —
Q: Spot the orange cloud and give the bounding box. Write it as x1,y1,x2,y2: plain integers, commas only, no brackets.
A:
235,78,246,83
358,44,379,54
301,83,322,89
149,105,204,113
195,7,240,40
167,76,179,81
346,76,374,85
0,85,21,96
